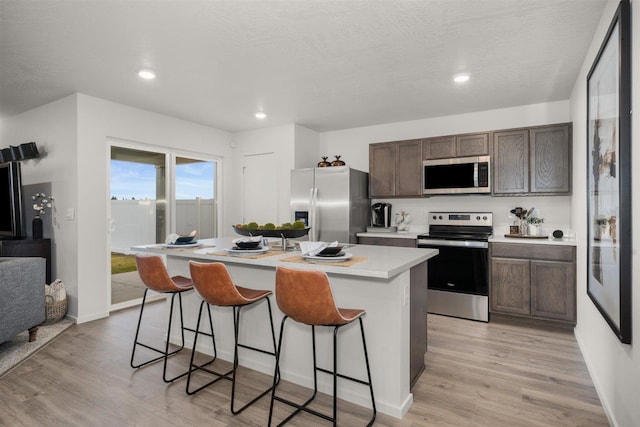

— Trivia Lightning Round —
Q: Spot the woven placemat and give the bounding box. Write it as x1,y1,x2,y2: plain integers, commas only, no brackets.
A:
279,255,367,267
206,249,287,259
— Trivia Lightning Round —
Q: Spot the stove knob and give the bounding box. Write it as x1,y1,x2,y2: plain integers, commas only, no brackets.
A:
476,216,481,220
432,215,437,220
438,215,443,220
483,216,488,220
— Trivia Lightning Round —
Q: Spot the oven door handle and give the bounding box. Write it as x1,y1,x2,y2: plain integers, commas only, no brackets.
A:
418,239,488,249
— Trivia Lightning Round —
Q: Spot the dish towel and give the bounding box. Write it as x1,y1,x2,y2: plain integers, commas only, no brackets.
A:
299,241,339,256
166,233,180,244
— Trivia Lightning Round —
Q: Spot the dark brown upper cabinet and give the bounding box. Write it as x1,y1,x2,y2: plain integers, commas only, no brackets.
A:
423,132,489,160
369,139,423,198
493,123,571,196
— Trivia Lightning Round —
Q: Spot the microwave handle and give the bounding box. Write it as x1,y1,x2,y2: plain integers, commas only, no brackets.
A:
473,162,478,187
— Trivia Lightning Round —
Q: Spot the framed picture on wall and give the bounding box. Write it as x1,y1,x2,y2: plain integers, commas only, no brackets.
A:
586,0,631,344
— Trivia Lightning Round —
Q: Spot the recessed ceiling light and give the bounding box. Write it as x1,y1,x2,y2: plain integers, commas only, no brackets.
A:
138,69,156,80
255,112,267,119
453,74,470,83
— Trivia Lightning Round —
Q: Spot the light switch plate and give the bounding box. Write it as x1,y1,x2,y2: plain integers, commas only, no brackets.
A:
65,208,75,220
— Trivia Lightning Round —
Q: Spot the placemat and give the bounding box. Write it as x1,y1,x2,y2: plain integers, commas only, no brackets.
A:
206,249,287,259
279,255,367,267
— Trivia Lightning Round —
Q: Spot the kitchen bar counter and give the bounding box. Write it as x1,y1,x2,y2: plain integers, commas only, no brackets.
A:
132,238,438,419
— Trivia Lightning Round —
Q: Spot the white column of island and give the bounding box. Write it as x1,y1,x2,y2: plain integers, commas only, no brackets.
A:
132,237,438,419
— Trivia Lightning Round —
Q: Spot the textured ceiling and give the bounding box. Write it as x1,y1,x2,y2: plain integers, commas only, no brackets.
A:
0,0,607,132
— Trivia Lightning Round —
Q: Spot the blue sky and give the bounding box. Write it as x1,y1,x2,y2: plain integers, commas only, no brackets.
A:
110,160,215,200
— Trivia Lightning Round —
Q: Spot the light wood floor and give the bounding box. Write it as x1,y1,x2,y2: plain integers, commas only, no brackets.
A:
0,303,608,426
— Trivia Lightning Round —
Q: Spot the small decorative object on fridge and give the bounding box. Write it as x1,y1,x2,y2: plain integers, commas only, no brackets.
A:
317,157,331,167
32,192,54,239
331,155,345,166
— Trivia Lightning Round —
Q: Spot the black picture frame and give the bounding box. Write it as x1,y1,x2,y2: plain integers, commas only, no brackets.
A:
586,0,631,344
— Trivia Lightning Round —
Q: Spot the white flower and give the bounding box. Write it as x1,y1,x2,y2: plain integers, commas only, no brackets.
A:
32,193,54,216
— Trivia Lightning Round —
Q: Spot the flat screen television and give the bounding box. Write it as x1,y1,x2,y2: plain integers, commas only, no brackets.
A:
0,161,24,238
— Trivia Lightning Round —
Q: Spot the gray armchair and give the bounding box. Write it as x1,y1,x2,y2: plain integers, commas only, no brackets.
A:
0,257,46,343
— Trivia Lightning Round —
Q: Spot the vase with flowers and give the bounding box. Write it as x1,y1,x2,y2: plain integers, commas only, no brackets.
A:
32,192,54,239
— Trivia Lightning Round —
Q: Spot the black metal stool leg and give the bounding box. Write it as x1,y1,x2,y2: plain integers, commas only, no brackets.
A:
130,288,149,368
230,297,281,414
269,318,376,426
359,317,377,427
131,290,189,379
333,326,339,427
186,301,230,395
268,315,288,427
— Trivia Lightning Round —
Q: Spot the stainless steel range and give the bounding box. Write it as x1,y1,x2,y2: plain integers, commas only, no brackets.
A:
417,212,493,322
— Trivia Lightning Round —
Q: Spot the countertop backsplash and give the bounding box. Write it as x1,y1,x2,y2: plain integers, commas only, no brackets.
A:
371,195,572,235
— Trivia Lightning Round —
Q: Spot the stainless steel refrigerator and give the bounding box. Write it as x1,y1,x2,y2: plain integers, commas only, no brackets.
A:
290,166,369,243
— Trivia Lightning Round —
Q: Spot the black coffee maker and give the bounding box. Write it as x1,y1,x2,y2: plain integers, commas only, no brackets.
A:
371,203,392,227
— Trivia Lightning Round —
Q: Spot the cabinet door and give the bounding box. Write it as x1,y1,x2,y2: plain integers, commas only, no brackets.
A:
490,257,530,315
423,136,455,160
456,133,489,157
369,143,396,197
396,140,423,197
531,260,576,322
530,125,571,194
493,129,529,194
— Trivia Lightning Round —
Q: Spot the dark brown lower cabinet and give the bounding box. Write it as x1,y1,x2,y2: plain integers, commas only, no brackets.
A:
358,236,416,247
490,243,576,324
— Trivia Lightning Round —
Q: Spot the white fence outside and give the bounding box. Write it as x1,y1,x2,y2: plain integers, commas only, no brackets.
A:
110,199,216,253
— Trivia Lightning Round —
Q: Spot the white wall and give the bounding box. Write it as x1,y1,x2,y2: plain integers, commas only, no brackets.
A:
570,1,640,425
319,101,572,231
293,124,319,169
0,94,80,316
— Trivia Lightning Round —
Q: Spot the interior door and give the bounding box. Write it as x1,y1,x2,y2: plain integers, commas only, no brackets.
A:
242,153,278,224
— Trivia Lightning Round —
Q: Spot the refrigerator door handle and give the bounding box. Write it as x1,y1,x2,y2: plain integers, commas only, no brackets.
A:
310,187,318,241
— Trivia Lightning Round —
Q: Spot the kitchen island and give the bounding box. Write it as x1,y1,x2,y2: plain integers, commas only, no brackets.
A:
132,237,438,418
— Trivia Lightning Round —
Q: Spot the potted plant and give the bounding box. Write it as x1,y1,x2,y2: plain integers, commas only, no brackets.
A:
526,217,544,236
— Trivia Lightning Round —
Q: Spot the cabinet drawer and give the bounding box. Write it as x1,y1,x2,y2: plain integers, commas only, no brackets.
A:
359,236,416,247
491,243,575,262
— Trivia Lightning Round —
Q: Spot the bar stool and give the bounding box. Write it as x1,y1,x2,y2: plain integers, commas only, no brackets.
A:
131,254,214,383
187,261,279,415
268,266,376,427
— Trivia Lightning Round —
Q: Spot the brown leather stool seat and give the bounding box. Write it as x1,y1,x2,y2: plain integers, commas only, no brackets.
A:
268,266,376,426
187,261,279,414
131,254,213,383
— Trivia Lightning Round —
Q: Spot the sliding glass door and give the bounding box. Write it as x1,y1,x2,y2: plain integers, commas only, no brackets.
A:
174,157,217,239
109,144,219,308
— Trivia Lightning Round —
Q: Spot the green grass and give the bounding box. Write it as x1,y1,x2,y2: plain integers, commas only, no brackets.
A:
111,253,137,275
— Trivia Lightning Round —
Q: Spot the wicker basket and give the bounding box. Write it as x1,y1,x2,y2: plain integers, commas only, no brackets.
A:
44,295,68,324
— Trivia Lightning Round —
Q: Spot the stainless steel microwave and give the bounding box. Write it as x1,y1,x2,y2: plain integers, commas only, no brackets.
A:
423,155,491,195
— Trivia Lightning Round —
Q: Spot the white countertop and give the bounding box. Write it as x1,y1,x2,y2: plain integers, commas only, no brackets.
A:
489,234,577,246
132,237,437,280
356,231,420,239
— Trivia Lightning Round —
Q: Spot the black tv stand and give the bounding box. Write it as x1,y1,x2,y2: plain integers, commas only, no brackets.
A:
0,238,52,284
